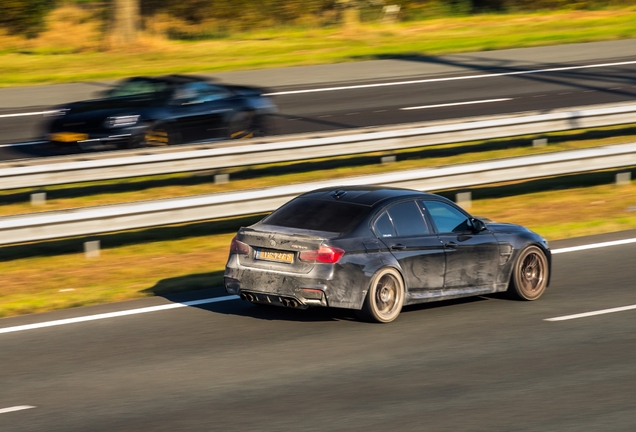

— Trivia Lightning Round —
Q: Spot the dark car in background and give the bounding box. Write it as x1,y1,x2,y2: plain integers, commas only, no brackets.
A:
42,74,277,150
224,186,551,323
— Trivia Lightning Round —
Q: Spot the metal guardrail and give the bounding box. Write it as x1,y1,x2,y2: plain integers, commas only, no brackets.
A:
1,142,635,246
2,102,636,191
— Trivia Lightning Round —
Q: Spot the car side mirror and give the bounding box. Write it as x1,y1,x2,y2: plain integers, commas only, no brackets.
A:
470,218,487,232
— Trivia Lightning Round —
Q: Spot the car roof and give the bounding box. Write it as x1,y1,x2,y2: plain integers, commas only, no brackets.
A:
299,186,436,207
125,74,213,85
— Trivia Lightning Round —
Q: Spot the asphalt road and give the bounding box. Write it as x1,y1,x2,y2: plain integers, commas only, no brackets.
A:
2,39,636,160
2,230,636,431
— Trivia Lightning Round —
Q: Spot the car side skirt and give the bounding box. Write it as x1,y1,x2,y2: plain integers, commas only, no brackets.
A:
404,283,508,306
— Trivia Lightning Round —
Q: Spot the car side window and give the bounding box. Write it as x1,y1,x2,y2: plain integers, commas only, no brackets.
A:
203,84,231,102
374,212,397,238
173,83,229,104
386,200,429,237
422,200,470,233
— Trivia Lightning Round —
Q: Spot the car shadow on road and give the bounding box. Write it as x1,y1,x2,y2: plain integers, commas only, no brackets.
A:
145,271,501,323
144,272,357,322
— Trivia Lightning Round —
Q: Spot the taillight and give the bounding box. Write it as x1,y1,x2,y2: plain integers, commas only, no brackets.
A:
229,236,250,255
299,246,345,264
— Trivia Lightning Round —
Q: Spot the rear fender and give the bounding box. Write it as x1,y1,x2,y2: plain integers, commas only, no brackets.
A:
328,250,402,310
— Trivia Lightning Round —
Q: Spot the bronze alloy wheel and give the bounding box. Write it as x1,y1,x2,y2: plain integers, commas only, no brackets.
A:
358,268,405,323
509,245,549,301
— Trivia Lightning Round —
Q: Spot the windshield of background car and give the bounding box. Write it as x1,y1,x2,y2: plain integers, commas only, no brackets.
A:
262,198,372,233
107,79,171,99
172,82,231,104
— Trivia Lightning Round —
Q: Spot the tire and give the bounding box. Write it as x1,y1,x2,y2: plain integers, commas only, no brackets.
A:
252,114,279,137
357,268,405,323
508,245,549,301
228,112,256,140
141,124,175,147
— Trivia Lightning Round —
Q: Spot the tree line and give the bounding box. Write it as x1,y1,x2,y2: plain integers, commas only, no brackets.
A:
1,0,634,39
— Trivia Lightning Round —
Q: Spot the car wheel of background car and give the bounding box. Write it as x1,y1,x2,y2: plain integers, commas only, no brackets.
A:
142,124,175,147
228,112,256,139
508,245,549,301
252,114,279,137
357,268,405,323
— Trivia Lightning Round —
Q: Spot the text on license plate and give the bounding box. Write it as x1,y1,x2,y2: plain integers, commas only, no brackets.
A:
256,249,294,264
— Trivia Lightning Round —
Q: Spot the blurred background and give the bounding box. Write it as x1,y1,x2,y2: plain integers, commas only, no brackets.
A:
2,0,636,48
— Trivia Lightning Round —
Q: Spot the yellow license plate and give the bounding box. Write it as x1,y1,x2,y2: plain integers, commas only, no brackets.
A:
256,249,294,264
50,132,88,143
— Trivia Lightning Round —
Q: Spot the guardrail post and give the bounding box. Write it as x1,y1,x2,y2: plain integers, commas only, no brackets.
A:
381,155,396,164
456,192,472,209
84,240,100,259
31,192,46,206
616,172,631,186
214,174,230,184
533,138,548,147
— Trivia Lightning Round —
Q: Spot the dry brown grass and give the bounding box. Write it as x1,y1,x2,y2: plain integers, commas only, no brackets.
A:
1,7,636,86
473,182,636,239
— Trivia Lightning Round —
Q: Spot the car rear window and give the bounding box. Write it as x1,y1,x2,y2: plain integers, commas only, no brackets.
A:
262,198,371,233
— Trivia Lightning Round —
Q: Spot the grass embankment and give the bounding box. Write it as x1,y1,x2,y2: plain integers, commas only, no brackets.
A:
1,8,636,86
3,125,636,217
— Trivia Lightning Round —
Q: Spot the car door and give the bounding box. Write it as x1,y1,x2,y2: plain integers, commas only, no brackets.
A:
420,199,500,291
374,200,445,292
168,83,233,142
192,83,236,140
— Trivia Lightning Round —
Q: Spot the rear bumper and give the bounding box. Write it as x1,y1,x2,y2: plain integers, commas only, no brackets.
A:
224,252,373,310
224,256,332,308
231,286,327,309
223,274,329,309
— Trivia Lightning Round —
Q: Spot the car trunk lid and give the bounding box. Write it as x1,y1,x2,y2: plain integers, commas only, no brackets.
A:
236,225,335,274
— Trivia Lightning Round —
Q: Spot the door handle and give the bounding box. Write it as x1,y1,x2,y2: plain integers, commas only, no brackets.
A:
391,244,406,251
444,242,458,249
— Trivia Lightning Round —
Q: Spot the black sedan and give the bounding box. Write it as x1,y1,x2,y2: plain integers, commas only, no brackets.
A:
42,74,277,150
224,186,551,323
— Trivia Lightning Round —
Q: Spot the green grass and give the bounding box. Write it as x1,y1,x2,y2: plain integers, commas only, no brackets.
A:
1,9,636,86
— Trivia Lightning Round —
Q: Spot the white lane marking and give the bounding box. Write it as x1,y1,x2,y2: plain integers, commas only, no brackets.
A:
0,111,56,119
0,406,36,415
546,237,636,322
545,304,636,322
400,98,511,111
265,60,636,96
0,295,239,335
552,237,636,254
0,141,46,148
